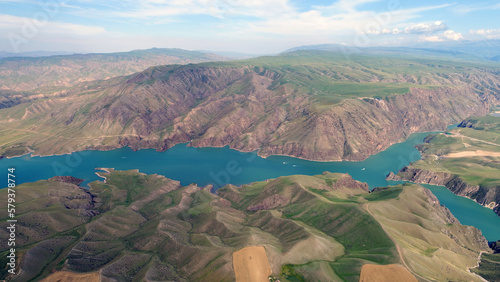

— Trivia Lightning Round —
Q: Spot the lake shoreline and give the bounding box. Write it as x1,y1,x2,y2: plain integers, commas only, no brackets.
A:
2,125,499,241
1,125,453,162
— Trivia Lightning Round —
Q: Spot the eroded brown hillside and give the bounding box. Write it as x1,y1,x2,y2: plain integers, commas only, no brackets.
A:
0,52,499,160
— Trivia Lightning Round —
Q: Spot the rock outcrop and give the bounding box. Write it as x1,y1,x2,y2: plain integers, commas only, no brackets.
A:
332,174,369,191
50,176,84,186
490,240,500,253
386,167,453,185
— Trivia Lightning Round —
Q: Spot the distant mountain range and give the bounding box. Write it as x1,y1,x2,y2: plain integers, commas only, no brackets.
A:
0,48,228,92
287,40,500,62
415,39,500,60
195,50,264,59
5,39,500,61
0,50,74,58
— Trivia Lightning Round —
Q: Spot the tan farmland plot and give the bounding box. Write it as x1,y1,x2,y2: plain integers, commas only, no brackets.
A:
444,150,500,158
359,264,417,282
233,246,272,282
41,271,100,282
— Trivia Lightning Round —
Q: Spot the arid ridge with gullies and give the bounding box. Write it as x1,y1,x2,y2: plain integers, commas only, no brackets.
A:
1,50,499,162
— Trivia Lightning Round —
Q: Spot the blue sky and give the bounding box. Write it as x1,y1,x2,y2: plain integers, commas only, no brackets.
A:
0,0,499,54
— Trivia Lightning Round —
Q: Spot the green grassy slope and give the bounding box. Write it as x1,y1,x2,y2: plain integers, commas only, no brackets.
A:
368,185,489,281
218,173,396,281
0,170,490,281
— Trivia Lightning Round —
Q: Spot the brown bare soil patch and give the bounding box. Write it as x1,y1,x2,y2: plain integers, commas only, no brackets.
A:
359,264,417,282
233,246,272,282
41,271,100,282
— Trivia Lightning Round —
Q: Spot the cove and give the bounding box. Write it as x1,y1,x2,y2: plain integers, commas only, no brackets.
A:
1,129,499,241
420,184,500,242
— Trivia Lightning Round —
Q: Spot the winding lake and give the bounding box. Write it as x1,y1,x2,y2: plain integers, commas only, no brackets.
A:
1,129,499,241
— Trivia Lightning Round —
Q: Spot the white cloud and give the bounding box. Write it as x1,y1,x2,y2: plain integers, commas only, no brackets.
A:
452,3,500,14
245,3,451,38
77,0,294,20
367,21,448,35
0,13,106,52
421,30,463,42
0,14,106,36
316,0,382,12
402,21,447,34
469,28,500,39
35,0,453,49
0,1,470,53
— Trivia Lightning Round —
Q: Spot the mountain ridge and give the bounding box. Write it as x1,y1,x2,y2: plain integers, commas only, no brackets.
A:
0,51,499,161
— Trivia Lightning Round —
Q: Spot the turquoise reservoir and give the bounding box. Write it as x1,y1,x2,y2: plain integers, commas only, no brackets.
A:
1,129,499,241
